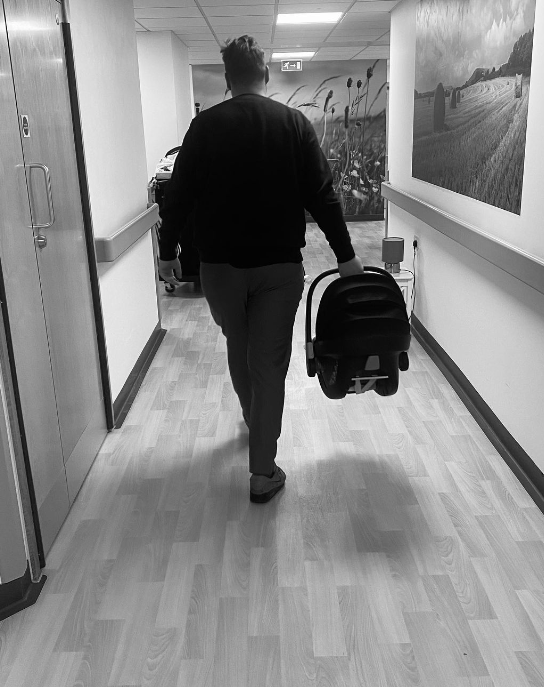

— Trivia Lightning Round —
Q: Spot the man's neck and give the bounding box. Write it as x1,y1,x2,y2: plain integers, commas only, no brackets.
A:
230,82,267,98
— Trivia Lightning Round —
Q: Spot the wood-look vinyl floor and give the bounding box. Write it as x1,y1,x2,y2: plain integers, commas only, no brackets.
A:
2,221,544,686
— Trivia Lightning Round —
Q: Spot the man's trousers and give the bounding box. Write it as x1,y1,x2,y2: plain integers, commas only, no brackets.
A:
200,262,304,476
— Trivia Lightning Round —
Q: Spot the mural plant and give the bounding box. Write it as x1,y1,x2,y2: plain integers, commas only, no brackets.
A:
192,59,387,217
305,61,386,216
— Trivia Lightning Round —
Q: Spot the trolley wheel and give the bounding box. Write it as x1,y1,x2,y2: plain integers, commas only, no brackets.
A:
399,351,409,371
306,357,316,377
165,283,175,293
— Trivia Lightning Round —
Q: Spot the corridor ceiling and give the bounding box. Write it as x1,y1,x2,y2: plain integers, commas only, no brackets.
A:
134,1,399,64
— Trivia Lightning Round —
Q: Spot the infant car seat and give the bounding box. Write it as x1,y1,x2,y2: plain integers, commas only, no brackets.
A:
305,267,410,398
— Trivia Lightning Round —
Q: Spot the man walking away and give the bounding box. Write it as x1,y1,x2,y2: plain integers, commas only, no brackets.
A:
158,35,365,503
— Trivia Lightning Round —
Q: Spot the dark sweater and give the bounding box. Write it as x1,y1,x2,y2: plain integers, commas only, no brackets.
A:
158,93,355,267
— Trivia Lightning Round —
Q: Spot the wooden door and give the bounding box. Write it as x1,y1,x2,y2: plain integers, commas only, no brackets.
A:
0,4,69,555
1,0,107,553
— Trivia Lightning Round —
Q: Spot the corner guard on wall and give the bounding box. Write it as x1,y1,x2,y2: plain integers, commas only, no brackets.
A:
94,204,159,263
381,182,544,297
0,565,47,622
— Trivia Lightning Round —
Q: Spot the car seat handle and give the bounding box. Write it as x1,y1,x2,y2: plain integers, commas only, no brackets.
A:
305,268,338,347
304,265,395,346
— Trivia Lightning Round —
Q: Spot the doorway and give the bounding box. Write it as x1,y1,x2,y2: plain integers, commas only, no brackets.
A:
0,0,108,556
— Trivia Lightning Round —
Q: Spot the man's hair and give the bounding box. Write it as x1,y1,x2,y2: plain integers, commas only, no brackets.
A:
221,35,266,85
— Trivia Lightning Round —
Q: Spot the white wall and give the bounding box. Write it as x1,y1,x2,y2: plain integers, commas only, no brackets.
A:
171,34,195,146
389,0,544,468
97,233,159,399
137,31,194,179
67,0,159,401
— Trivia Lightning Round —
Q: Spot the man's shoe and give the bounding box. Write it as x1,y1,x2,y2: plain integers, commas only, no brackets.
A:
250,465,286,503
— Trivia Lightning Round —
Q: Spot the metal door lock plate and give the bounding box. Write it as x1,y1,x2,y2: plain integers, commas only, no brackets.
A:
21,115,30,137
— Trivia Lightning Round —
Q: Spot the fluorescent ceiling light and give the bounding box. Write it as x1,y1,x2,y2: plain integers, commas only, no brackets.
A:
272,51,316,59
276,12,342,25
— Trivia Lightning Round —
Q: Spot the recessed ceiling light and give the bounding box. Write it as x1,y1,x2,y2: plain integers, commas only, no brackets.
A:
271,51,316,59
276,12,343,25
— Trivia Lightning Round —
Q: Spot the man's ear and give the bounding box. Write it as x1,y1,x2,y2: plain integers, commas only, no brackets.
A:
225,72,231,91
265,65,270,85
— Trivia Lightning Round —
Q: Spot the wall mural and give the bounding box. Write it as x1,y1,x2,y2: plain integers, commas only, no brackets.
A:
192,59,388,218
412,0,536,215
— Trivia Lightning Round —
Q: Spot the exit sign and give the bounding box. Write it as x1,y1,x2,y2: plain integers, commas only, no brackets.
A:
281,60,302,71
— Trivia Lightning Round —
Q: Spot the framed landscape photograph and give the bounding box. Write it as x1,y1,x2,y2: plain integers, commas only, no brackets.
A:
412,0,536,214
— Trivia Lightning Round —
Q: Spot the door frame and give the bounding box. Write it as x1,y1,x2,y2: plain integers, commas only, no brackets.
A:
61,9,114,430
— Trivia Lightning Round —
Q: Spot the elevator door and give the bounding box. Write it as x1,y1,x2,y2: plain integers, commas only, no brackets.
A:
1,0,107,554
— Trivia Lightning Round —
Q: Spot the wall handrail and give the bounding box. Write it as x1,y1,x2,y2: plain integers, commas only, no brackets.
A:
381,182,544,297
94,204,159,263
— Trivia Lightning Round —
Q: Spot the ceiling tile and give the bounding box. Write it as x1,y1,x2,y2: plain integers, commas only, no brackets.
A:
204,5,275,16
175,32,216,40
317,54,358,60
350,1,399,11
331,28,387,38
278,0,347,4
135,0,391,62
277,2,350,10
344,10,390,21
138,17,208,30
274,27,330,35
354,46,389,56
134,0,197,7
338,17,389,27
208,16,274,26
200,0,273,5
316,47,362,53
135,7,201,18
181,39,219,46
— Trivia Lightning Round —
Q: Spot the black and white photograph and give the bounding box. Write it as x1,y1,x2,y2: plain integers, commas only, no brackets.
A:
412,0,536,214
2,1,544,685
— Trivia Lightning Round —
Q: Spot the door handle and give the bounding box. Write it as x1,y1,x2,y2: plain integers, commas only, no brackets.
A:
27,163,55,229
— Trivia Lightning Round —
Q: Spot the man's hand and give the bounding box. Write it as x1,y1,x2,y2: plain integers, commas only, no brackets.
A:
158,258,183,286
338,255,365,278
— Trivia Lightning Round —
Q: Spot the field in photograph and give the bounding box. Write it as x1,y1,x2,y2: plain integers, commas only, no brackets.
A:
412,77,530,214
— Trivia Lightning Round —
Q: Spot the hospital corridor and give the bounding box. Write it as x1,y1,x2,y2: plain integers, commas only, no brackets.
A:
1,0,544,685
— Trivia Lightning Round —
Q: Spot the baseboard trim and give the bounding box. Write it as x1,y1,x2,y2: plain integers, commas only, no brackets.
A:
411,314,544,513
0,564,47,622
113,324,166,428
